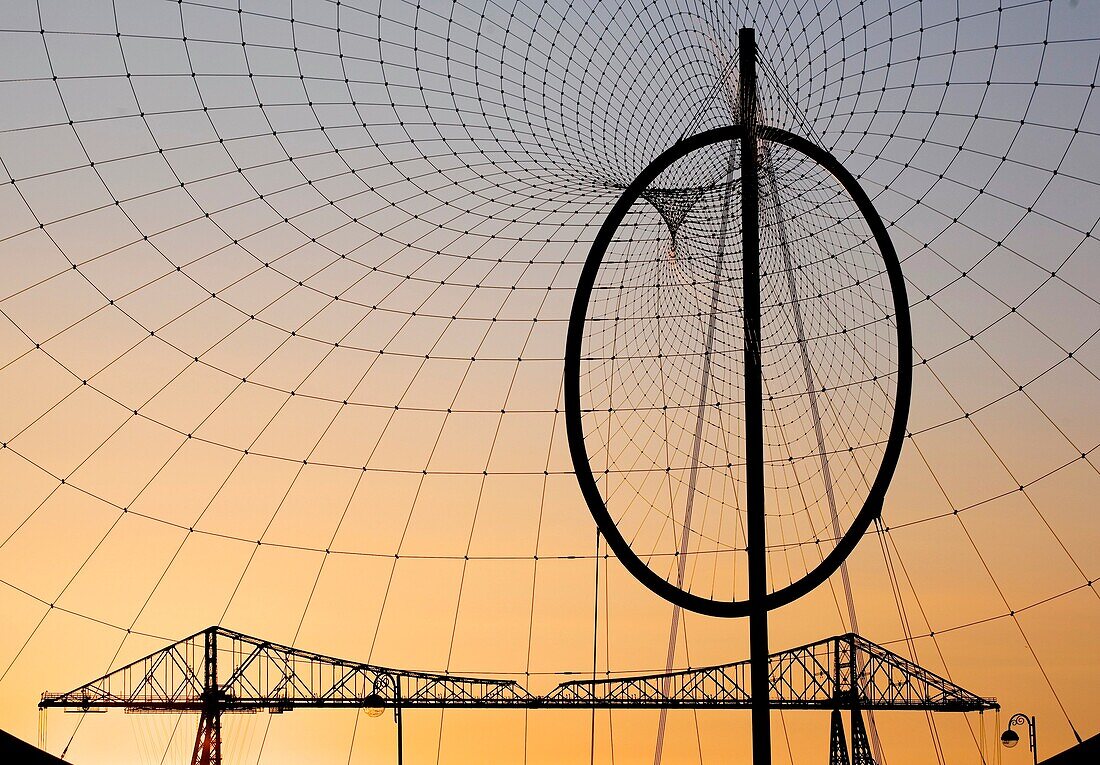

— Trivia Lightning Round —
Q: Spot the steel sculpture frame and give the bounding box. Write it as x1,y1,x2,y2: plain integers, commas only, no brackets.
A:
562,116,913,618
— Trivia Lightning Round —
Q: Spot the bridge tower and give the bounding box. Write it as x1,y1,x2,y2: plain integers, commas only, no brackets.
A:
192,627,223,765
830,707,881,765
830,709,851,765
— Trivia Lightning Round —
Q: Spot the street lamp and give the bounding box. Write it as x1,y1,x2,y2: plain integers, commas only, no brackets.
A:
364,675,403,765
1002,713,1037,765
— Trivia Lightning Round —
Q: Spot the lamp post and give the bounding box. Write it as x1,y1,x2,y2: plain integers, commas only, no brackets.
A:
364,673,403,765
1001,713,1037,765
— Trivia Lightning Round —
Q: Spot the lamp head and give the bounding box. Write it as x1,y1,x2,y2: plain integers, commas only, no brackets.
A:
1001,728,1021,748
363,693,386,718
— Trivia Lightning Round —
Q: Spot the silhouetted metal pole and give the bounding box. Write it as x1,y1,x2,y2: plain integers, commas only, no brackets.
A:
396,678,404,765
740,26,771,765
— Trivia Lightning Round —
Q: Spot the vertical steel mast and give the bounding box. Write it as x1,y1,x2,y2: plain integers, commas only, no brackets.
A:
739,26,771,765
564,25,913,765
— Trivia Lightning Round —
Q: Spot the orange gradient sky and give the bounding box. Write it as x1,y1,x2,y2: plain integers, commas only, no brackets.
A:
1,1,1099,764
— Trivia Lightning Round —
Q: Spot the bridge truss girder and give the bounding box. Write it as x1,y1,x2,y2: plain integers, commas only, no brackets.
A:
40,628,995,713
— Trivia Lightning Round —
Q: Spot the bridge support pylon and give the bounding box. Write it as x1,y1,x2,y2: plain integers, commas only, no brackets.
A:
830,709,851,765
850,707,878,765
191,627,223,765
829,707,879,765
191,707,222,765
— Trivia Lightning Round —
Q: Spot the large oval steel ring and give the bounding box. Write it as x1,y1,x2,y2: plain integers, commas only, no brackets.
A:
563,125,912,618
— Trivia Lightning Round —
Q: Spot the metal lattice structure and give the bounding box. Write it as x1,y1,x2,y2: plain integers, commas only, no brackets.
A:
38,627,532,713
831,709,852,765
543,632,993,712
36,629,996,764
850,705,879,765
829,707,880,765
40,628,995,713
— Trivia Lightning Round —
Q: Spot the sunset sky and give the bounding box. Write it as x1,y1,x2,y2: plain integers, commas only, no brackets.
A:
1,1,1098,763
